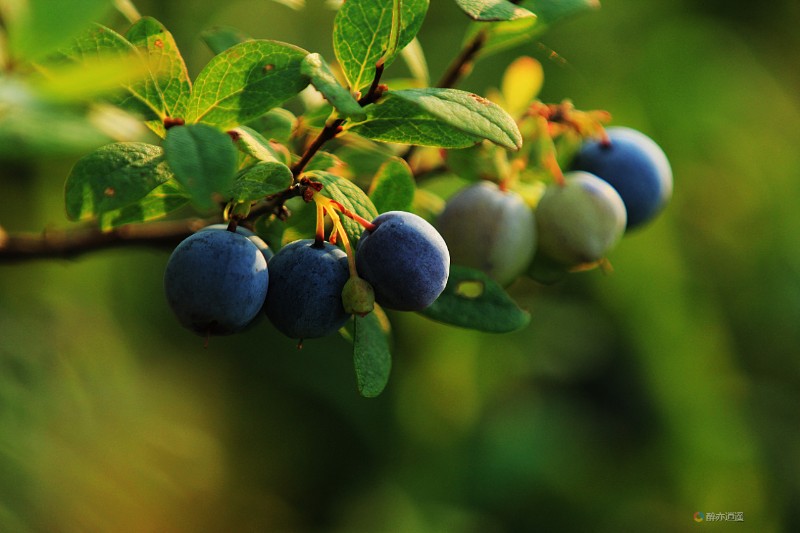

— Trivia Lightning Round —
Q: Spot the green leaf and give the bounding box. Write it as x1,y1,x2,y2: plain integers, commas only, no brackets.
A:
254,108,297,144
2,0,112,62
419,265,530,332
471,0,599,58
227,161,292,202
60,24,173,136
99,181,189,230
350,88,522,150
306,151,344,172
368,157,415,213
229,125,291,165
333,0,429,92
300,53,366,120
164,124,238,211
126,17,191,120
304,170,379,242
200,25,250,55
353,306,392,398
453,0,536,21
64,142,173,221
187,40,310,129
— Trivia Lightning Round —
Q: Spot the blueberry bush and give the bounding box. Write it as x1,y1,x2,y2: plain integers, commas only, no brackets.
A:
0,0,672,397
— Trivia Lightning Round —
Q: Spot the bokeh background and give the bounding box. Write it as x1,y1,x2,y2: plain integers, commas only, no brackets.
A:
2,0,800,531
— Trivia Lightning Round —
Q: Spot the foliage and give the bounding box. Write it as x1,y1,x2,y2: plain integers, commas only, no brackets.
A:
0,0,618,398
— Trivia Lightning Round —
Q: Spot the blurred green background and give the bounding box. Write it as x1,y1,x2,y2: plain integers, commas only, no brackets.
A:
2,0,800,531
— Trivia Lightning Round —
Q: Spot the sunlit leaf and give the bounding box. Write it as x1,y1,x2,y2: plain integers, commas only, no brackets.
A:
333,0,429,92
453,0,536,21
301,53,366,120
187,40,310,128
126,17,191,121
350,88,522,150
501,56,543,116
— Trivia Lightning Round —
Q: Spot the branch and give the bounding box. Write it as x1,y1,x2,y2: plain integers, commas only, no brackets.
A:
0,218,214,264
435,29,488,89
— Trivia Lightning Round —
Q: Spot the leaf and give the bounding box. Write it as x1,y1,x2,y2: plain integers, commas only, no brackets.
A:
333,0,429,92
305,151,344,172
2,0,112,62
252,108,297,145
304,170,379,242
200,25,251,55
32,54,149,103
187,40,310,129
419,265,530,332
350,88,522,150
61,24,173,137
64,142,173,221
126,17,192,120
229,125,290,165
99,181,189,230
353,306,392,397
368,157,415,213
227,161,292,202
501,56,543,116
300,53,366,120
453,0,536,21
471,0,599,58
164,124,238,211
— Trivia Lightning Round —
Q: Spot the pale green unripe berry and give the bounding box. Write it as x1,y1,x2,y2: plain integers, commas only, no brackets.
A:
535,171,627,266
436,181,536,286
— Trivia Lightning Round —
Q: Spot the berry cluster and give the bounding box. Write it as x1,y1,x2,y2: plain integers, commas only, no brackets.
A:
163,205,450,340
437,126,672,285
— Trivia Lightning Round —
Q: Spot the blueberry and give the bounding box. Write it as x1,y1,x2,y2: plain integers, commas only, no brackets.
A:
571,126,672,229
164,229,269,336
535,171,627,266
198,223,274,261
436,181,536,286
356,211,450,311
264,239,350,339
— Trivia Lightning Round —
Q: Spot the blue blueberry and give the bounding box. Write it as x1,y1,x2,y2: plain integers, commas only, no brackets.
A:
356,211,450,311
436,181,536,286
264,239,350,339
571,126,672,229
164,229,269,335
198,223,274,261
535,171,627,266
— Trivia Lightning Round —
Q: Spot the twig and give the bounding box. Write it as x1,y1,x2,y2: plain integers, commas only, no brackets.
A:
0,218,214,263
291,62,386,178
435,29,488,90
